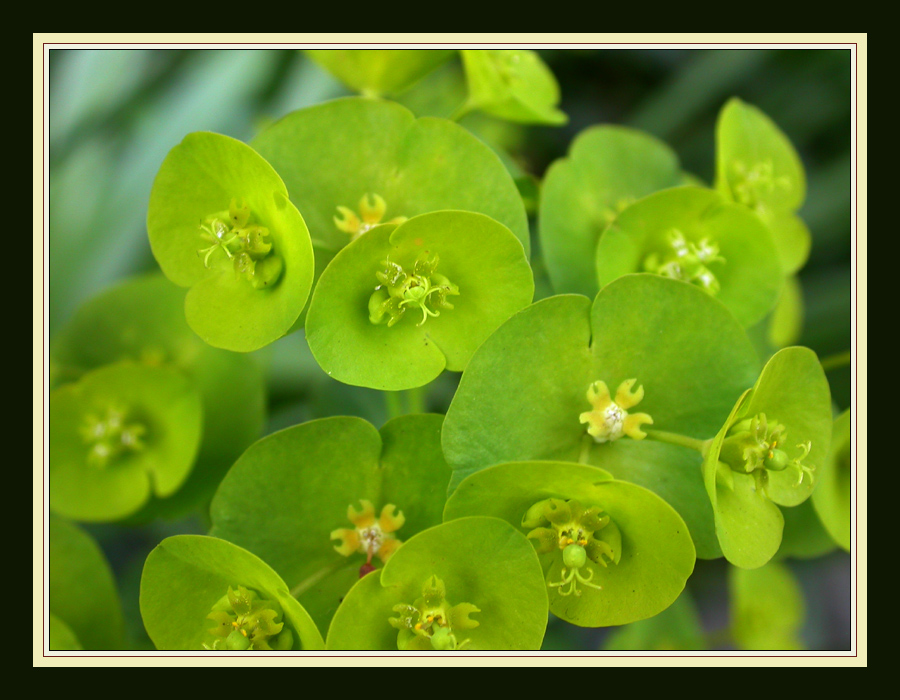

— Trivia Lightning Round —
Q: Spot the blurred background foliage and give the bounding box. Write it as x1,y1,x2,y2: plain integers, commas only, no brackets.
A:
47,47,853,651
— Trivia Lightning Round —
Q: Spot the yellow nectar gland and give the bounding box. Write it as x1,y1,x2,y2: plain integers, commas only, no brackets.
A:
334,193,407,240
389,575,480,651
203,585,292,651
331,500,405,566
579,379,653,443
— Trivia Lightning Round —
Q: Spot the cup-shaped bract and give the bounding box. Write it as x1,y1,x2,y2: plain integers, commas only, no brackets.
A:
325,517,548,650
50,275,265,519
50,362,203,522
443,274,760,560
251,97,530,292
461,50,567,125
305,211,533,390
812,409,851,552
596,187,783,327
702,347,833,569
49,516,126,650
729,561,805,650
444,462,695,628
539,125,683,297
141,535,323,651
210,414,451,635
147,132,314,351
306,49,455,96
715,98,810,274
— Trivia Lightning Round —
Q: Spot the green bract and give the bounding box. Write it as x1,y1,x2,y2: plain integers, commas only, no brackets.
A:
812,409,852,551
777,499,838,560
325,517,548,650
604,592,706,651
50,275,265,519
703,347,833,568
305,211,533,390
444,462,695,627
140,535,324,651
539,126,682,297
251,97,530,295
50,362,203,521
306,49,454,95
729,562,805,650
443,275,760,559
715,98,810,274
49,516,126,650
147,131,314,351
460,50,567,125
766,275,804,348
596,187,783,327
210,414,451,635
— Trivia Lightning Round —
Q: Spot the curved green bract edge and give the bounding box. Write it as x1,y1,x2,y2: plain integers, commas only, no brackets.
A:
50,362,203,522
444,462,695,628
603,591,706,650
461,50,567,126
49,614,83,651
210,414,451,636
596,187,783,328
715,98,809,274
729,562,805,650
812,409,851,551
251,97,529,260
443,276,759,558
539,125,682,297
148,132,314,352
306,211,533,390
50,274,265,520
49,516,126,650
140,535,324,651
306,49,454,95
325,517,548,650
767,275,804,349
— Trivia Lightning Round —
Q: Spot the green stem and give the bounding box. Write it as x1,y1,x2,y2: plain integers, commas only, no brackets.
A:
384,391,404,420
290,559,352,599
820,350,852,372
578,434,593,465
646,429,709,454
406,386,427,414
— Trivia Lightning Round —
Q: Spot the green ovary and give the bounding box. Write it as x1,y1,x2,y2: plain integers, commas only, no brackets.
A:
718,412,815,495
523,498,618,597
197,199,283,289
79,405,147,468
389,575,480,651
643,229,725,296
368,252,460,328
203,585,293,651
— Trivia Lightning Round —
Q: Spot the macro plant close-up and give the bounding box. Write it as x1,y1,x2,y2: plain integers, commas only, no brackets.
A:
41,43,859,659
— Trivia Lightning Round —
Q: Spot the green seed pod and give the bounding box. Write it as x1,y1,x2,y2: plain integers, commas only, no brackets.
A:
562,543,587,569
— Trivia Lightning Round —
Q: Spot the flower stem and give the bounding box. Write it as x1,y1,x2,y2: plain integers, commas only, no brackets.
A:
820,350,851,372
384,391,404,420
290,559,353,599
645,429,709,454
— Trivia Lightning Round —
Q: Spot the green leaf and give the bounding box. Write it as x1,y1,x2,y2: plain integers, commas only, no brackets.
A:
305,211,533,390
596,187,783,327
444,462,695,627
49,516,126,649
210,414,451,636
49,614,83,651
325,517,548,650
539,126,682,297
50,362,203,521
140,535,324,650
443,275,761,559
715,98,809,274
251,96,530,263
306,50,454,96
461,50,567,125
604,591,706,650
812,409,852,551
147,131,314,351
730,562,805,650
50,274,265,519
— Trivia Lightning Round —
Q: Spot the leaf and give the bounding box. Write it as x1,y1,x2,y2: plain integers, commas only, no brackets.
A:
48,613,83,651
812,409,852,551
539,125,682,297
306,50,454,96
210,414,451,636
140,535,324,650
147,131,314,351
